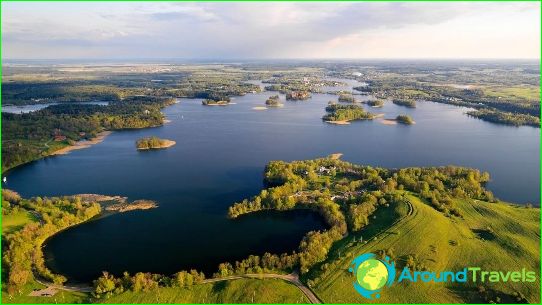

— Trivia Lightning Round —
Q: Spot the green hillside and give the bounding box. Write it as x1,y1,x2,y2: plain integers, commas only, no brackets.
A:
312,194,540,303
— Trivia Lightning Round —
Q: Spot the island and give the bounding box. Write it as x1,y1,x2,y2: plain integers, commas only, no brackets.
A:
338,93,357,103
136,137,176,150
366,100,384,107
393,99,417,108
265,95,283,107
285,90,311,101
202,98,231,106
396,114,415,124
322,103,376,124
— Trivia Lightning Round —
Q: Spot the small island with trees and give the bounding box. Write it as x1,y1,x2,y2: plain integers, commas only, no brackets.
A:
366,100,384,108
338,93,357,103
136,137,176,150
396,114,415,125
393,99,417,108
202,98,231,106
265,95,284,107
286,91,311,101
323,103,376,125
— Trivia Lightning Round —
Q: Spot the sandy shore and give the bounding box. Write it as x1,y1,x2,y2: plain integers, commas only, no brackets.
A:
325,120,351,125
380,119,398,125
51,131,112,155
329,153,343,160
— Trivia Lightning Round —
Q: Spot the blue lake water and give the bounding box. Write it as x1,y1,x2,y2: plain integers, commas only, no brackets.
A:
1,101,109,113
4,84,539,282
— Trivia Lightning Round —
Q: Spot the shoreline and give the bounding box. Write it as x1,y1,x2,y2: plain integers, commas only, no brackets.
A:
324,120,351,125
50,131,112,155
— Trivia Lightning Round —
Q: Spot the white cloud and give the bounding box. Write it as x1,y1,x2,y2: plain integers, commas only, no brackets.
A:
2,1,540,59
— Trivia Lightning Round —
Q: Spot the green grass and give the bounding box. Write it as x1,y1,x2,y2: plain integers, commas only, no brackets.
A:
1,210,38,234
1,281,89,304
101,278,309,304
482,85,540,101
312,194,540,303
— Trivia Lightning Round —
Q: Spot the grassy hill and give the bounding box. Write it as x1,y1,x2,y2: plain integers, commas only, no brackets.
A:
311,194,540,303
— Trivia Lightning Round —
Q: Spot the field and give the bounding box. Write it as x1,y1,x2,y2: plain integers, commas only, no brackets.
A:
312,194,540,303
1,210,37,234
482,85,540,101
101,278,309,304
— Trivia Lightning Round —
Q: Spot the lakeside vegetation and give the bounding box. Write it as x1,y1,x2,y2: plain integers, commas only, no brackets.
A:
1,190,102,293
135,137,176,150
322,103,375,123
466,108,540,127
101,278,309,304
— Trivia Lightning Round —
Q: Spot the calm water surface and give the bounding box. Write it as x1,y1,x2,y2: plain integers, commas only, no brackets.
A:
4,81,539,282
2,101,109,113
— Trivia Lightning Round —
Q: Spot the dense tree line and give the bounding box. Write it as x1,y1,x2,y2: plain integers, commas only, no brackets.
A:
467,109,540,127
93,270,205,299
2,97,175,171
2,191,102,294
322,103,375,122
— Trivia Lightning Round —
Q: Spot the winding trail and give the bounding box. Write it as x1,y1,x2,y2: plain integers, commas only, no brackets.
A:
34,272,322,303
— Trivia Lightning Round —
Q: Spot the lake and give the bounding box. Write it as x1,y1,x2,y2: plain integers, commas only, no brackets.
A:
1,101,109,113
4,81,540,283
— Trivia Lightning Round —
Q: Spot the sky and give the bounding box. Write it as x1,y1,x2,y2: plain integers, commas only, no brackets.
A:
2,1,540,60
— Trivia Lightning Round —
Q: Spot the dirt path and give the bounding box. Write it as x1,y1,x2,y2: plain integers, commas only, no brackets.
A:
34,272,321,303
203,273,322,304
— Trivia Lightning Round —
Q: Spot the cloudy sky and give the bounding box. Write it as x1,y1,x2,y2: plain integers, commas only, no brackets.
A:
2,1,540,60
